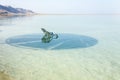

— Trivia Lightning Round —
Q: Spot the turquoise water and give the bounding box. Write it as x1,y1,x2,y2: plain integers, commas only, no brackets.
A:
6,34,98,50
0,15,120,80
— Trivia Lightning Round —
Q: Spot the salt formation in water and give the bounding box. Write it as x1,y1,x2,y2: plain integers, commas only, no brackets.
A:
41,28,58,43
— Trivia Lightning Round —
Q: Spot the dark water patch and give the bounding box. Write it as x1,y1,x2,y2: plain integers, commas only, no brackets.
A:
6,34,98,50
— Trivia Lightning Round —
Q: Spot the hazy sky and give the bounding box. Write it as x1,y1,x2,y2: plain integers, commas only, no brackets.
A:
0,0,120,14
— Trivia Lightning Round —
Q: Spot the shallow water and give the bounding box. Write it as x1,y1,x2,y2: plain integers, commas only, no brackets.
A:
6,33,98,50
0,15,120,80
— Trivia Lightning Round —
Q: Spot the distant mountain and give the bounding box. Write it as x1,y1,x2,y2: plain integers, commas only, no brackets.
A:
0,4,35,16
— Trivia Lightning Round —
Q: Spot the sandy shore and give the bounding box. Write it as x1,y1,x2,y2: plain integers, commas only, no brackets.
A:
0,71,14,80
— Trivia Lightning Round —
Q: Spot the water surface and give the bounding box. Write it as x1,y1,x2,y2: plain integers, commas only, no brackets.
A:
6,33,98,50
0,15,120,80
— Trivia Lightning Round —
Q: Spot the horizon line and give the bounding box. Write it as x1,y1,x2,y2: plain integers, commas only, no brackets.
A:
37,13,120,15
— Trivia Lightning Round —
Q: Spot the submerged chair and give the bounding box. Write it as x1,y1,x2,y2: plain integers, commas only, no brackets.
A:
41,28,58,43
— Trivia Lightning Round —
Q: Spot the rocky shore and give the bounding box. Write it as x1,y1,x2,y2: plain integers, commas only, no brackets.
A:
0,4,36,17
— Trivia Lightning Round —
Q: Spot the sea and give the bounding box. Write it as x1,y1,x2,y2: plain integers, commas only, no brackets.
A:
0,15,120,80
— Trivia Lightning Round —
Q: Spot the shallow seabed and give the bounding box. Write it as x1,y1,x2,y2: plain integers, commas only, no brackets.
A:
0,15,120,80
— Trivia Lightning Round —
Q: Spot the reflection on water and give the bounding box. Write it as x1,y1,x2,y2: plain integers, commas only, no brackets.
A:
6,34,98,50
0,15,29,26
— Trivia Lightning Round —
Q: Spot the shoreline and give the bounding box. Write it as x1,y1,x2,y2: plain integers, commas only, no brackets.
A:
1,13,120,17
0,13,38,18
